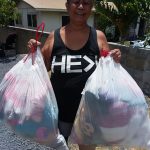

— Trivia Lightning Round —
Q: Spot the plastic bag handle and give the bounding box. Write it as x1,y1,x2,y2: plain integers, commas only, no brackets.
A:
35,22,45,43
31,22,45,53
100,49,109,57
24,22,45,64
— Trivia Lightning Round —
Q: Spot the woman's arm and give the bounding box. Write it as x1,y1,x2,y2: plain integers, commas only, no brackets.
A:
96,30,121,63
97,30,110,51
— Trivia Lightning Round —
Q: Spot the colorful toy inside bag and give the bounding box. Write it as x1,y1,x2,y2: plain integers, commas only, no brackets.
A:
0,23,60,146
69,51,150,148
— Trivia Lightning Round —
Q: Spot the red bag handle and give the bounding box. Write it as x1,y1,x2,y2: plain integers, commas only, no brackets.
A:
100,49,109,57
24,22,45,64
35,22,45,44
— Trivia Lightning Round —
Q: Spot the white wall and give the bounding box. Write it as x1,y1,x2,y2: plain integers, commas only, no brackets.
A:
17,1,94,32
17,2,37,28
38,12,67,32
39,11,94,32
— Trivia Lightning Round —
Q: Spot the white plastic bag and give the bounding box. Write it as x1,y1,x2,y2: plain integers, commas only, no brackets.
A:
69,55,150,148
0,47,62,147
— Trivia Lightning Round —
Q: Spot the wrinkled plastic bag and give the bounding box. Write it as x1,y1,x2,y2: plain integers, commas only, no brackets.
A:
69,55,150,148
0,47,67,149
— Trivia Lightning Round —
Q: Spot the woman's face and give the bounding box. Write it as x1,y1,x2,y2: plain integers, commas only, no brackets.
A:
66,0,93,24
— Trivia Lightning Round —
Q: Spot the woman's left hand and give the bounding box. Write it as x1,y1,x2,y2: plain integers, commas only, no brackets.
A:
111,49,121,63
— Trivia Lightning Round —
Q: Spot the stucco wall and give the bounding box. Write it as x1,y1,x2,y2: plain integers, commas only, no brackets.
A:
109,42,150,96
0,27,48,54
17,1,36,28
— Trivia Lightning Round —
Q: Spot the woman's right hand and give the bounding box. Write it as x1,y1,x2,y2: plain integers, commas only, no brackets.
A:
27,39,41,51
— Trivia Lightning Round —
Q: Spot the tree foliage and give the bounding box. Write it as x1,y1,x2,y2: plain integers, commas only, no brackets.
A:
0,0,19,27
136,0,150,19
12,0,20,5
95,0,150,40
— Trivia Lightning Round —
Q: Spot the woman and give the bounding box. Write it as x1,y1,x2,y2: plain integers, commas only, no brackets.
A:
28,0,121,149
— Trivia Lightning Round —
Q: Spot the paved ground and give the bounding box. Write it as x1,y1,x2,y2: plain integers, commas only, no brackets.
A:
0,55,53,150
